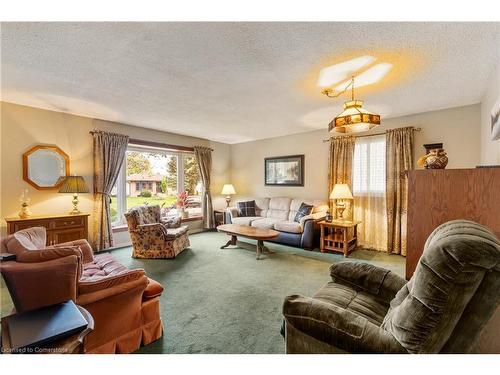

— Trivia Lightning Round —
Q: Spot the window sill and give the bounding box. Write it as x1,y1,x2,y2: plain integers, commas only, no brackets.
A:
112,215,204,233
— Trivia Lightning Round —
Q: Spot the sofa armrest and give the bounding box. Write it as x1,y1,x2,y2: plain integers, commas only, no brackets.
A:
299,212,326,228
56,239,94,263
160,216,181,228
330,261,407,302
76,275,149,306
224,206,238,220
0,255,79,313
78,269,146,295
283,295,406,353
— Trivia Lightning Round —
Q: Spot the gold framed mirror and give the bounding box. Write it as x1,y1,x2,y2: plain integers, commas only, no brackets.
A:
23,145,70,190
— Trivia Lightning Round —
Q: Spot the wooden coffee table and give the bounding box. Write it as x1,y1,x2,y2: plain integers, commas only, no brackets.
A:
217,224,279,259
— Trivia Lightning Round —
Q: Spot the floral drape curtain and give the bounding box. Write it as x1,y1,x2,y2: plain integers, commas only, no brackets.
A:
92,130,129,250
328,136,356,219
194,146,214,229
386,127,414,255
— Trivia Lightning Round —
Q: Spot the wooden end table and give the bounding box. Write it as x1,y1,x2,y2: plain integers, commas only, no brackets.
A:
318,220,361,257
213,209,226,227
1,305,94,354
217,224,279,260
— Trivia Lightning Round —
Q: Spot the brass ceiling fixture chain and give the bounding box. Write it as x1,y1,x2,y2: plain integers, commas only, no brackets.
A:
321,76,355,99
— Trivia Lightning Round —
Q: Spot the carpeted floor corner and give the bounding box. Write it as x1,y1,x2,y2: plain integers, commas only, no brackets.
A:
110,231,405,354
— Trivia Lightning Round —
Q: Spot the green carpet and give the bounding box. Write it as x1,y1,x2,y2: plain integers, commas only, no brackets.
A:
0,231,404,353
114,231,405,354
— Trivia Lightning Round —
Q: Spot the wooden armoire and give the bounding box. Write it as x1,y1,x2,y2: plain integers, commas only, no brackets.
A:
406,168,500,279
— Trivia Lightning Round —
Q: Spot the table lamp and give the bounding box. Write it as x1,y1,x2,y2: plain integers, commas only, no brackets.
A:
221,184,236,207
58,176,89,214
330,183,353,220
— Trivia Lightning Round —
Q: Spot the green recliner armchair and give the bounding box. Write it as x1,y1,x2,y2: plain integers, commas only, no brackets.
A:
282,220,500,353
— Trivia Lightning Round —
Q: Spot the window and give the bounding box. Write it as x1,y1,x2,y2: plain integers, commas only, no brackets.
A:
352,135,386,195
111,144,202,226
352,134,387,251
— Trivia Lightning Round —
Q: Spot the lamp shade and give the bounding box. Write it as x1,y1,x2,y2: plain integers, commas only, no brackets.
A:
221,184,236,195
330,183,353,200
58,176,89,193
329,100,380,134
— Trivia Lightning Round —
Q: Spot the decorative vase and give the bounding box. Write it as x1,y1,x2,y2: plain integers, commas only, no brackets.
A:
178,206,189,219
423,149,448,169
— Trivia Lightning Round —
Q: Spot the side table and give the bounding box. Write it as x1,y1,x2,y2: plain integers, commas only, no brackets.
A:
318,220,361,257
213,209,226,227
1,305,94,354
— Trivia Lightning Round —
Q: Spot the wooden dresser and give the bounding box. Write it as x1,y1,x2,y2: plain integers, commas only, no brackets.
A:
5,213,90,245
406,168,500,279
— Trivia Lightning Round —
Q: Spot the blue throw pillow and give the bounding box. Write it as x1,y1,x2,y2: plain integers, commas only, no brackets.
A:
294,203,313,222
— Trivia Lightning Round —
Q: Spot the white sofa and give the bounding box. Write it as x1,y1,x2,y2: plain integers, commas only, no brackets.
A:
225,197,328,249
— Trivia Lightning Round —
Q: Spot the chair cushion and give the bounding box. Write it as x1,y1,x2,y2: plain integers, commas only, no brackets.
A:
143,278,164,299
160,216,181,228
294,203,314,223
165,226,189,239
237,200,256,217
251,218,281,230
313,281,389,326
254,198,270,217
274,220,303,234
232,216,261,226
267,197,291,220
81,253,130,281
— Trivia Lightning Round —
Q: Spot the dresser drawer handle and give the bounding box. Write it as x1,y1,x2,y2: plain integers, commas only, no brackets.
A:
64,221,76,226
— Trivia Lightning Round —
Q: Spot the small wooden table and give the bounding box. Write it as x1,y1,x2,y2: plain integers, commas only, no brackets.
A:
1,305,94,354
213,209,226,227
217,224,279,260
318,220,361,257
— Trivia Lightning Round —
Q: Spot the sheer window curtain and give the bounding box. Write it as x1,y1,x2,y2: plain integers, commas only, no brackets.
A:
352,135,388,252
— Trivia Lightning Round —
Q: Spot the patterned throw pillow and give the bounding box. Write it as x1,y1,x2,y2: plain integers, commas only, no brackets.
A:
294,203,313,222
237,200,256,217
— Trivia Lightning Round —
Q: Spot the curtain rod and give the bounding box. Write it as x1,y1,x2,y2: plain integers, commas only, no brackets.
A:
322,127,422,143
89,130,213,152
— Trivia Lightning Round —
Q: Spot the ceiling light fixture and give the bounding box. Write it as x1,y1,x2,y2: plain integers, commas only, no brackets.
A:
322,76,380,134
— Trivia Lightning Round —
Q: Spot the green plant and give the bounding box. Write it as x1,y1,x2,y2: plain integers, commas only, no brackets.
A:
139,190,152,197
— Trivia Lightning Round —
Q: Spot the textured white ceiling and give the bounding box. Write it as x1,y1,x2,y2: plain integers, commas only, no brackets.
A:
1,22,499,144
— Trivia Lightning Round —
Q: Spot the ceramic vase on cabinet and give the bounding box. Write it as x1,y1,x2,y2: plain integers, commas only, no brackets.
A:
424,149,448,169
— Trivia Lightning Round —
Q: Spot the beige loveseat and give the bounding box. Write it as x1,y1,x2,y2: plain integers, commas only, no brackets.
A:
225,197,328,249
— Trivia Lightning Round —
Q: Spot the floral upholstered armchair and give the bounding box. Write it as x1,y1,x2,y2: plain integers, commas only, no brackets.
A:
125,205,190,259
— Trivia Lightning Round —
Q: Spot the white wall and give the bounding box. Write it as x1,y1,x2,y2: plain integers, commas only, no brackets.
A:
480,63,500,165
230,104,481,201
0,102,231,245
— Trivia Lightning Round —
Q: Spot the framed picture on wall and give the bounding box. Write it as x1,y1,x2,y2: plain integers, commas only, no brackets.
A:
492,96,500,141
264,155,304,186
